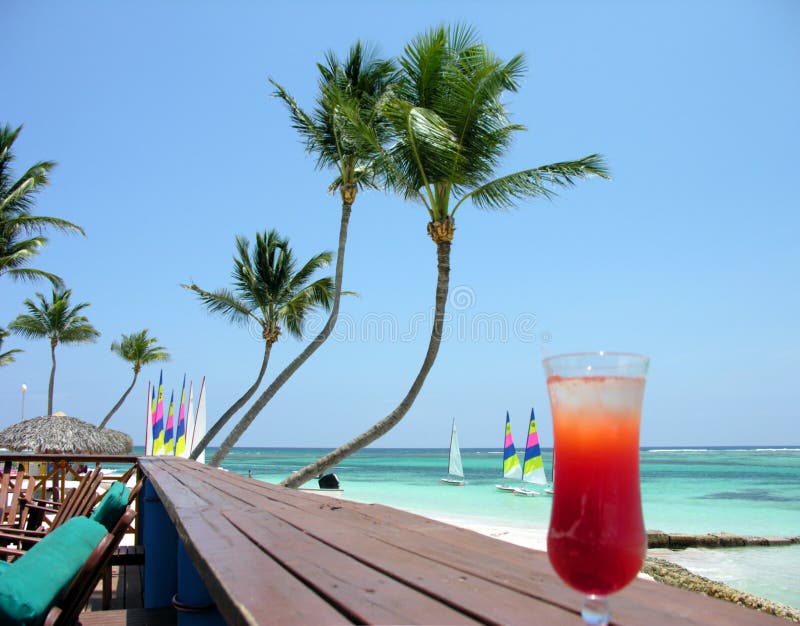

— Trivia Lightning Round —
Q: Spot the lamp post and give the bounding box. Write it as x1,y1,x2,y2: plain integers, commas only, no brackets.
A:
20,384,27,421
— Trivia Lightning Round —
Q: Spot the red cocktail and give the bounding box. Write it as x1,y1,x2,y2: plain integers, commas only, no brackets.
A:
543,353,648,625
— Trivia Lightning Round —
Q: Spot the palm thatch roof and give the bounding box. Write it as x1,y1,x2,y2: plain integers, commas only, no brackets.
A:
0,414,133,455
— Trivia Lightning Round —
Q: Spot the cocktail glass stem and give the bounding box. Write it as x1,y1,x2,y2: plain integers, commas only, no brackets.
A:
582,594,610,625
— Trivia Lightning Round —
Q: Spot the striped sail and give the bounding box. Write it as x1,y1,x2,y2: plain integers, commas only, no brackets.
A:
502,412,523,480
152,371,165,456
175,375,188,457
164,391,175,455
522,408,548,485
144,382,153,456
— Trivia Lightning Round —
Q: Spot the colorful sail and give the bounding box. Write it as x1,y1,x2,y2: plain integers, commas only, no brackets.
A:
175,375,188,457
164,390,175,456
147,384,157,455
144,382,153,456
522,408,548,485
185,381,195,458
503,411,523,480
152,371,165,456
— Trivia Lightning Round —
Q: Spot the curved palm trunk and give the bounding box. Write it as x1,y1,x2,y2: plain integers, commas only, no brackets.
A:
209,196,354,467
189,341,273,460
47,340,57,415
281,236,452,488
98,370,139,429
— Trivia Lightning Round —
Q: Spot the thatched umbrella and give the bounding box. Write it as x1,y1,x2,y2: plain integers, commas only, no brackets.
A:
0,414,133,455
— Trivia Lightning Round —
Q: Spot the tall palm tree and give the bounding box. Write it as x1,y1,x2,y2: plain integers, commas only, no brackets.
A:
187,230,335,462
9,288,100,415
282,25,610,488
0,124,84,286
205,44,397,467
0,327,23,366
99,329,170,428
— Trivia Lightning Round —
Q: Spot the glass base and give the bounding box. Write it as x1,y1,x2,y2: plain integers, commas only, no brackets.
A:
582,595,610,625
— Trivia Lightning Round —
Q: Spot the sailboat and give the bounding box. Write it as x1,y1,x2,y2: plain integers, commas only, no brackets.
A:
496,412,523,492
513,408,549,496
440,418,465,486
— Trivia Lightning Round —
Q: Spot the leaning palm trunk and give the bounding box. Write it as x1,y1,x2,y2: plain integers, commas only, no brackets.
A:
208,190,355,467
98,371,139,428
189,341,272,460
281,225,452,488
47,340,57,415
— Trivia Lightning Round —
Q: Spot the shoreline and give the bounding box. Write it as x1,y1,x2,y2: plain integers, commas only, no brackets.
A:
424,513,800,622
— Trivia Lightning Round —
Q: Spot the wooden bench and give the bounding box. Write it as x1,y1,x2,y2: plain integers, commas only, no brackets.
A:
138,456,786,625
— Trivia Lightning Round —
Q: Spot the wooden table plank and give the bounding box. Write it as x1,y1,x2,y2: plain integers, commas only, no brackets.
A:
224,507,484,625
139,458,785,626
342,502,787,626
156,463,578,624
141,459,352,626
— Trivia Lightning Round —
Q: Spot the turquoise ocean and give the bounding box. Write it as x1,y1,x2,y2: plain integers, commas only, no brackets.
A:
209,446,800,609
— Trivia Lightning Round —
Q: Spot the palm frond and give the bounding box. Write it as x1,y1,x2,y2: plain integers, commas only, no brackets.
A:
9,214,85,236
278,275,335,339
270,79,341,175
0,327,23,366
111,329,170,368
285,251,332,295
272,42,398,194
4,267,63,287
455,154,611,212
8,288,99,345
181,283,252,327
382,100,465,204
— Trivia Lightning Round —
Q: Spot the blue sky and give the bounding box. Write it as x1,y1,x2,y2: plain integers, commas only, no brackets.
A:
2,1,798,449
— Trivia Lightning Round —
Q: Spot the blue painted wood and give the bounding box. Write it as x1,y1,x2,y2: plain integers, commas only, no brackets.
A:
176,539,225,625
143,479,178,608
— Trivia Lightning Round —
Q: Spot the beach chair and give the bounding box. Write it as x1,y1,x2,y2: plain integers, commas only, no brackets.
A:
24,466,106,532
0,506,136,625
45,507,137,625
0,467,106,557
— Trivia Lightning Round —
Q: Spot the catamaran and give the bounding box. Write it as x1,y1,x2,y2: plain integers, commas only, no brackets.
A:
513,408,549,496
496,411,523,492
440,418,465,486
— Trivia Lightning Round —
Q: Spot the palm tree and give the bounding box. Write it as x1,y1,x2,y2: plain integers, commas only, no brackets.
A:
99,330,170,429
0,327,23,366
205,44,397,467
0,124,85,286
281,25,610,488
9,288,100,415
188,230,335,462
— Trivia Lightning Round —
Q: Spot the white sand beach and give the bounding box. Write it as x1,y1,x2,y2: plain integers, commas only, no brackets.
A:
426,514,656,581
430,514,548,551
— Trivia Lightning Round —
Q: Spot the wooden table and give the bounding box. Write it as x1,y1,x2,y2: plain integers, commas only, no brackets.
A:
139,457,784,625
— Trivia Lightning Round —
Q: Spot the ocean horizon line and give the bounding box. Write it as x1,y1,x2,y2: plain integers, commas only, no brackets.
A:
129,444,800,452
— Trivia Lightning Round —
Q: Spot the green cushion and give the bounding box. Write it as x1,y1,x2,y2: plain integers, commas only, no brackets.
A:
89,481,129,531
0,516,107,625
